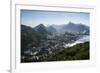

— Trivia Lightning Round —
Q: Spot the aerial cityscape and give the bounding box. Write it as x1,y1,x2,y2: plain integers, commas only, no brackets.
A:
21,10,90,63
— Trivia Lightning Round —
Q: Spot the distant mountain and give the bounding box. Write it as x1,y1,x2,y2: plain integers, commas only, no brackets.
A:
50,24,63,30
47,26,56,33
47,22,89,35
62,22,89,34
34,24,50,35
34,24,46,31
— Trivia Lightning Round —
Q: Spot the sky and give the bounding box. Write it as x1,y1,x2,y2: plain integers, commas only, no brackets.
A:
21,10,90,27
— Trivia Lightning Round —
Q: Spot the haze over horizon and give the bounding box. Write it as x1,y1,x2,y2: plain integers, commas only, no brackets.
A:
21,10,90,27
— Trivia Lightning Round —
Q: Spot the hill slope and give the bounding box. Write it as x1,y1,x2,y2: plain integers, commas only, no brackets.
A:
45,42,89,61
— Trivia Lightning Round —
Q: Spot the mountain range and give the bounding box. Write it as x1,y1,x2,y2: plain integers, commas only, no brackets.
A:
48,22,89,34
21,22,90,62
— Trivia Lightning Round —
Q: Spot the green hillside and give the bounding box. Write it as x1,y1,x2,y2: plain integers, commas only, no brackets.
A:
45,42,89,61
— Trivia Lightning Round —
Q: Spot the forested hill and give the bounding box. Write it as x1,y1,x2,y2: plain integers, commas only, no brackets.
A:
43,42,89,61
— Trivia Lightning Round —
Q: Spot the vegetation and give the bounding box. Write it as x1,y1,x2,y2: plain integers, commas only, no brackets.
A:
45,42,90,61
21,42,89,62
21,25,41,56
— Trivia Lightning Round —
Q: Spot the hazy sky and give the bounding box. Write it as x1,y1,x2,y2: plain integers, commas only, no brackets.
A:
21,10,90,27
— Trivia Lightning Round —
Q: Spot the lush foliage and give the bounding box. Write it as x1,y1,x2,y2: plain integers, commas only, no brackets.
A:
45,42,89,61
